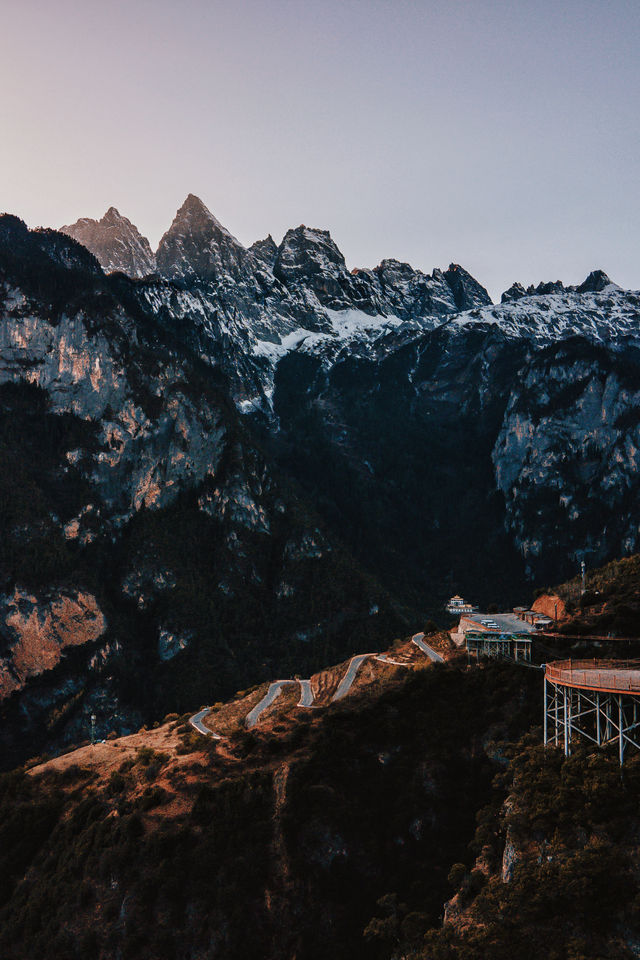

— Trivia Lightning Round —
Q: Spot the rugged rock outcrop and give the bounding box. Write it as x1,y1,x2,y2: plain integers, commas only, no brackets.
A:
492,339,640,573
0,589,105,699
155,193,251,283
249,234,278,268
444,263,491,311
577,268,614,293
274,225,380,313
532,593,567,621
62,195,494,410
62,207,156,278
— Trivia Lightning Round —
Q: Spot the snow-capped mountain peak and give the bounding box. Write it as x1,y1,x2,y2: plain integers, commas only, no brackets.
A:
450,277,640,344
577,269,617,293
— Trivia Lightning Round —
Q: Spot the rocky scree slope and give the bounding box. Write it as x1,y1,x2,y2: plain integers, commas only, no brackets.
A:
0,215,402,769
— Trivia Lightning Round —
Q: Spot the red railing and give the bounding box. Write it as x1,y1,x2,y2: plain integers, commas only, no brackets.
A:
545,659,640,693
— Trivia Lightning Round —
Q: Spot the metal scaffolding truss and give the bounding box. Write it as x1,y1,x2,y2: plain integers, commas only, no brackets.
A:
544,675,640,765
466,631,532,662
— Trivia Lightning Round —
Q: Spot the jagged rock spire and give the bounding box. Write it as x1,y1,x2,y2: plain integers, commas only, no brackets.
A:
61,207,156,278
155,194,249,282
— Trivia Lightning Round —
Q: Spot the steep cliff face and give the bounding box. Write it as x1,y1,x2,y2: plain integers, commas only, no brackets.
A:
493,339,640,573
266,284,640,606
420,744,640,960
0,216,403,768
0,589,105,699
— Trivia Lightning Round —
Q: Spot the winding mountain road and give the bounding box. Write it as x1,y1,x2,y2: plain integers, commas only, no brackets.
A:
412,632,444,663
331,653,377,702
246,680,298,728
189,631,444,735
298,679,315,707
190,707,222,739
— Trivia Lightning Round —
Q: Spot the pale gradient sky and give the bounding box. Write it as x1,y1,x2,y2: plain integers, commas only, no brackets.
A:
2,0,638,299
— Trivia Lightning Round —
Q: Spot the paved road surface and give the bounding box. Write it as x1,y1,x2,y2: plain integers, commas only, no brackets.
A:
246,681,297,728
191,631,441,734
331,654,377,702
412,633,444,663
190,708,222,739
298,679,315,707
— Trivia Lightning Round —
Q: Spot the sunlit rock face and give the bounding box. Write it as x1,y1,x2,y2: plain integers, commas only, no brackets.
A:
0,589,105,700
0,290,227,523
62,207,156,278
0,309,128,418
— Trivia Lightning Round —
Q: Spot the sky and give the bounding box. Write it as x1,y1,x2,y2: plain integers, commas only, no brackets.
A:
1,0,639,299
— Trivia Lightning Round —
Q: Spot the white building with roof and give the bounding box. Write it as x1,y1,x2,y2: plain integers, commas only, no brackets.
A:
446,595,477,615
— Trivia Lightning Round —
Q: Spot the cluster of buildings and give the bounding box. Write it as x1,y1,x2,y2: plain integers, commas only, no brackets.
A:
446,595,556,663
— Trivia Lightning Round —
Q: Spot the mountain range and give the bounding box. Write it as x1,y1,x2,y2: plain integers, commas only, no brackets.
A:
63,196,640,590
1,197,639,764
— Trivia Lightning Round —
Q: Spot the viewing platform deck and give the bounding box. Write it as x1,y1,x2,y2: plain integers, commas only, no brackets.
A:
544,659,640,764
545,659,640,695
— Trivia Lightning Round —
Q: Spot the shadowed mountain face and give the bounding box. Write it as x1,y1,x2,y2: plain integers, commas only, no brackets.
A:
0,215,404,769
268,323,640,612
155,193,251,283
2,203,640,763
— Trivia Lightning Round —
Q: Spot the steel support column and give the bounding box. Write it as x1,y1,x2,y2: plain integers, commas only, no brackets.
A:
619,695,624,766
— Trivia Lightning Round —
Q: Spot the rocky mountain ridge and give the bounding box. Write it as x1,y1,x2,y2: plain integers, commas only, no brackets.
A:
62,194,493,406
62,207,156,278
61,195,638,417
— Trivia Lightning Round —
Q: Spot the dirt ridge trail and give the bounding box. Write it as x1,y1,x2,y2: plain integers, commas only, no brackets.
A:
262,760,301,959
